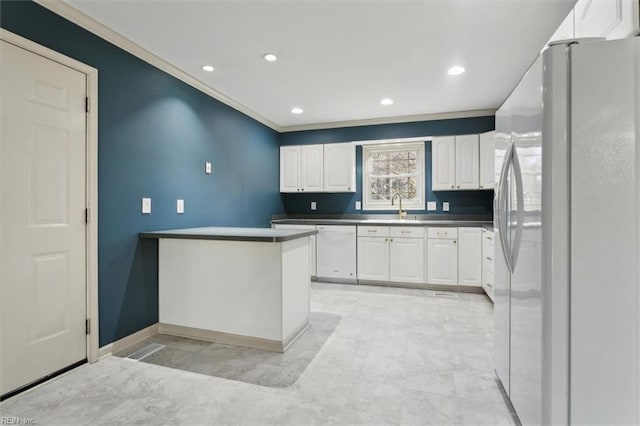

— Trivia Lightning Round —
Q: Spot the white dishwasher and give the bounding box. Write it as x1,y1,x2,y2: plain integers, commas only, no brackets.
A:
316,225,357,281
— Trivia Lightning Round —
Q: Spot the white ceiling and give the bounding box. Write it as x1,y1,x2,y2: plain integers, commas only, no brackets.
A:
61,0,575,131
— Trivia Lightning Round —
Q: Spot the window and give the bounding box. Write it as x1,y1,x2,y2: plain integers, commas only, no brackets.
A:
362,142,425,210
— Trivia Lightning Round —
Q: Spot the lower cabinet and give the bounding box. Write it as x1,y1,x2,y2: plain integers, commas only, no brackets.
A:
357,226,425,284
427,234,458,285
273,224,317,276
458,227,482,287
316,225,357,279
482,228,495,301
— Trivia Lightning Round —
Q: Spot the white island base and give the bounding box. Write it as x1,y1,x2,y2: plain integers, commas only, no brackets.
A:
153,229,312,352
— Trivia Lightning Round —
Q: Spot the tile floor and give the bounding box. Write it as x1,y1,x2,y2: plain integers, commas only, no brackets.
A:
0,283,516,425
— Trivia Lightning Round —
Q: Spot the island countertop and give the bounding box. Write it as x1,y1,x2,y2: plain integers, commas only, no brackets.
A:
140,226,318,243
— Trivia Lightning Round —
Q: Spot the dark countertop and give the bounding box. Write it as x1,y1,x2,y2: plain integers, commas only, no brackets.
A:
140,227,318,243
271,214,493,228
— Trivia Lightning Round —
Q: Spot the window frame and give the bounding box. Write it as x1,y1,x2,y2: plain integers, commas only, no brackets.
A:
362,142,425,211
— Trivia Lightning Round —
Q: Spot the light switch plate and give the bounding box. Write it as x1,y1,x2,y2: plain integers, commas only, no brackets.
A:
427,201,437,211
142,198,151,214
311,201,317,210
355,201,362,210
443,202,450,212
177,199,184,214
205,162,212,174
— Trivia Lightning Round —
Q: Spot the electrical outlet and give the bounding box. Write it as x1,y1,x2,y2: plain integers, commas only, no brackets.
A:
443,202,450,212
427,201,437,211
177,199,184,214
311,201,317,210
355,201,362,210
142,197,151,214
205,162,212,174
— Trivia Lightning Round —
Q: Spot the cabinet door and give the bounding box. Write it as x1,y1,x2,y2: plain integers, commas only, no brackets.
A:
316,225,357,279
547,10,575,46
357,237,389,281
300,144,324,192
455,134,480,190
389,237,425,283
432,136,456,191
427,239,458,285
280,146,301,193
479,131,495,190
324,143,355,192
458,227,482,287
574,0,638,40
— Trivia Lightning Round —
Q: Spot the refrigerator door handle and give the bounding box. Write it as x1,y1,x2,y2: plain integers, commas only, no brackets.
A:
510,147,525,270
497,142,514,273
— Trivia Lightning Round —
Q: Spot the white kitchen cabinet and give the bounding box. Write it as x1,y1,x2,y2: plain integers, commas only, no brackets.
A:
547,10,575,46
357,226,425,284
357,236,390,281
574,0,639,40
427,227,458,285
458,227,482,287
389,237,425,283
316,225,357,280
432,136,456,190
482,228,495,301
300,144,324,192
432,134,481,191
455,134,480,190
280,146,300,193
273,224,317,277
280,145,324,193
324,142,356,192
479,131,495,190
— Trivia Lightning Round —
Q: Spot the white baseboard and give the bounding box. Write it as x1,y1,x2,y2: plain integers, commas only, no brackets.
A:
98,323,159,359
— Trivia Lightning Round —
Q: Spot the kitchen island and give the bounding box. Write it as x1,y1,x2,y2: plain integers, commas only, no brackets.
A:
140,227,317,352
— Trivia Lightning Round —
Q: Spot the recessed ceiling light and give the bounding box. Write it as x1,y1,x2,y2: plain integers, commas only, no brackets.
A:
291,107,303,114
201,65,214,72
263,53,278,62
447,66,465,76
380,98,394,106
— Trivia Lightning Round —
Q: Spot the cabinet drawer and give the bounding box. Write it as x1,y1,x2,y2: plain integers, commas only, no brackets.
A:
390,227,425,238
357,226,390,237
427,227,458,239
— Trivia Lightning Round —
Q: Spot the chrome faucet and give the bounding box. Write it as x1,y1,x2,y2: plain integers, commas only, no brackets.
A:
391,193,407,220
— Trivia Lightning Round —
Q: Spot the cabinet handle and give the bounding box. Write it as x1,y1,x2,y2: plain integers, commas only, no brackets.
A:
401,231,411,234
301,188,305,191
348,187,351,190
367,230,376,233
385,238,388,242
486,283,493,288
451,185,454,189
479,185,483,188
453,240,457,244
457,185,460,188
486,256,493,261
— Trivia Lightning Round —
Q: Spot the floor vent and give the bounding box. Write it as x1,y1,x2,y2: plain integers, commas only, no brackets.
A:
126,343,165,361
432,292,458,299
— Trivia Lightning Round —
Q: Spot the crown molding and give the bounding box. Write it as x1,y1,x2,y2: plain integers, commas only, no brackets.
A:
279,109,497,133
33,0,281,131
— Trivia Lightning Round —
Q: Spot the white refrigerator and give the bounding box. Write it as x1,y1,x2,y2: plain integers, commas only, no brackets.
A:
494,37,640,425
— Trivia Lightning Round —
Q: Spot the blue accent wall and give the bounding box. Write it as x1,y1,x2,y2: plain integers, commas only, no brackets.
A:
1,1,284,346
279,118,495,215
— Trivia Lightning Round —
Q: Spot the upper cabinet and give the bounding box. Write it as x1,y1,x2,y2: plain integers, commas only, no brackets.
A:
280,142,355,193
479,131,495,190
432,136,456,190
455,134,480,190
280,146,301,192
433,134,491,191
324,142,356,192
546,0,639,48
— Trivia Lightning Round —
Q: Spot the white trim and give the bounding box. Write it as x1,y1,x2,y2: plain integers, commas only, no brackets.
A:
98,324,159,359
28,0,496,133
354,136,433,146
33,0,280,131
362,142,426,211
0,28,100,364
280,109,497,133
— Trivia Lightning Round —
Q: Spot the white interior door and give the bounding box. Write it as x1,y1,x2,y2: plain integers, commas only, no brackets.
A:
1,40,87,397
